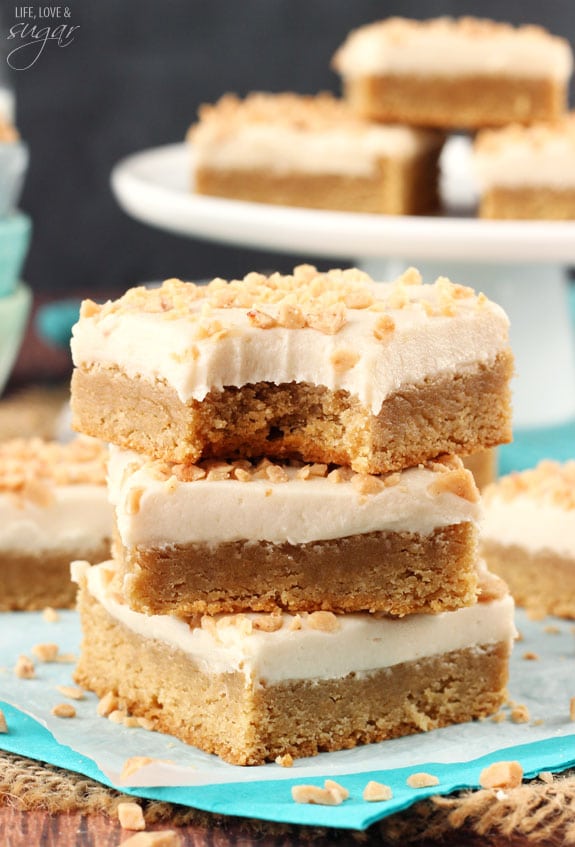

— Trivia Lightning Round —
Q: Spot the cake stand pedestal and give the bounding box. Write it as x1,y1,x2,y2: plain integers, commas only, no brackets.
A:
111,140,575,434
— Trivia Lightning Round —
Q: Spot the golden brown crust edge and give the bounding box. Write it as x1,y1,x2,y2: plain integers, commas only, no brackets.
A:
71,349,513,472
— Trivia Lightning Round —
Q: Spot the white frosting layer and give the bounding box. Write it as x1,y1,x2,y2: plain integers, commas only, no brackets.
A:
483,495,575,559
333,20,573,80
71,281,510,415
108,447,481,546
0,485,113,554
194,124,439,177
473,137,575,189
81,561,514,683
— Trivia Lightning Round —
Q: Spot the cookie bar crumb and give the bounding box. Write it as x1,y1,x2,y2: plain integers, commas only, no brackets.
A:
510,704,530,724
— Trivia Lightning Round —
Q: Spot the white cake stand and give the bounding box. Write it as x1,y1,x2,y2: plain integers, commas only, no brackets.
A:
111,139,575,431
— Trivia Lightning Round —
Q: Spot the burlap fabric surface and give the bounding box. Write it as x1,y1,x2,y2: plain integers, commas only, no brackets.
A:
2,752,575,844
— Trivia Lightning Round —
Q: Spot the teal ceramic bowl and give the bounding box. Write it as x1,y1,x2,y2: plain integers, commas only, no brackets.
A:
0,212,32,297
0,282,32,395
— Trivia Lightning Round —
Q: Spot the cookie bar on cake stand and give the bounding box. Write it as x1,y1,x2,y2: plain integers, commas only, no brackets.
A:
111,137,575,468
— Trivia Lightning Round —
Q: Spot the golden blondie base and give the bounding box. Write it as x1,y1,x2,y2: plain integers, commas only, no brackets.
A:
118,524,478,617
0,542,109,611
75,586,510,766
195,150,440,215
71,351,513,472
344,74,565,129
479,187,575,220
482,541,575,618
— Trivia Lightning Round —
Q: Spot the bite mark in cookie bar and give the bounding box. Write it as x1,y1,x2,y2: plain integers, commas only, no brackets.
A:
482,461,575,618
109,449,481,616
474,116,575,220
70,267,513,472
190,93,443,215
0,437,113,610
73,562,514,766
333,17,572,129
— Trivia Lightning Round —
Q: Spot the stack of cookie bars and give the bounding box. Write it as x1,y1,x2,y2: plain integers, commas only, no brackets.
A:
70,265,516,765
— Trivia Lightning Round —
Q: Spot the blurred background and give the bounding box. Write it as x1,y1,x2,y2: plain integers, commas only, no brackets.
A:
1,0,575,385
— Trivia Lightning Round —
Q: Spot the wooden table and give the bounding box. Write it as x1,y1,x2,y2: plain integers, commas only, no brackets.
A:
0,806,537,846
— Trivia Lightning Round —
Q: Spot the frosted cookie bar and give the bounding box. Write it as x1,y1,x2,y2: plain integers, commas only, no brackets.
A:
190,92,444,215
482,461,575,618
73,560,514,766
109,448,481,617
332,17,572,130
474,116,575,219
0,437,112,610
70,266,514,473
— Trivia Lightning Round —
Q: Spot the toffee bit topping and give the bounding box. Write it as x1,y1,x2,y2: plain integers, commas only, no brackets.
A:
14,655,35,679
57,685,85,701
252,614,283,633
118,802,146,832
120,756,154,782
484,460,575,510
275,753,294,768
407,772,440,789
324,779,349,801
327,467,354,484
289,614,302,631
0,436,107,497
352,473,386,496
331,347,360,371
247,308,277,329
427,467,480,502
51,703,76,718
363,781,393,802
307,611,340,632
32,643,59,663
292,783,345,806
126,487,144,515
265,464,289,483
42,607,60,623
479,760,523,790
373,314,396,340
476,114,575,157
173,464,206,482
192,91,386,136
